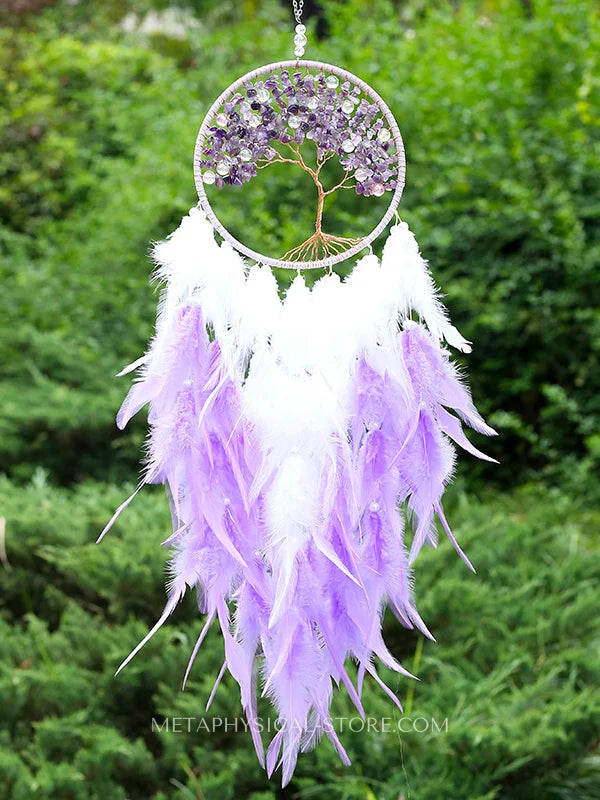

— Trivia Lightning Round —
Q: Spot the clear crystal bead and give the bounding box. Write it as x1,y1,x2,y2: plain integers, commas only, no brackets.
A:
256,87,270,103
371,182,385,196
341,99,354,115
294,46,304,57
355,167,369,181
294,33,307,46
341,139,355,153
216,160,230,177
295,23,306,33
202,169,216,185
215,113,228,127
325,75,339,89
248,114,261,129
239,148,252,162
307,96,319,110
377,128,391,143
288,115,301,129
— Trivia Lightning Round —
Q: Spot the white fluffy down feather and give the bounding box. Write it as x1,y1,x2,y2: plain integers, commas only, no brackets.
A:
381,222,472,353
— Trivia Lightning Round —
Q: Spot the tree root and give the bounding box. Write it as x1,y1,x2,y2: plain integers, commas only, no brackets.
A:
283,231,362,263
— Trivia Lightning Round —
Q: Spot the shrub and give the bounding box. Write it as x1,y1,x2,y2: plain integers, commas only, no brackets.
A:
1,475,598,798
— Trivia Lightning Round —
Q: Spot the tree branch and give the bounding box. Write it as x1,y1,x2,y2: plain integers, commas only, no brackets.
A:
323,171,351,196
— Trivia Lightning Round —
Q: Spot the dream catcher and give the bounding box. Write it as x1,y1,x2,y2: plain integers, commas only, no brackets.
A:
101,2,496,785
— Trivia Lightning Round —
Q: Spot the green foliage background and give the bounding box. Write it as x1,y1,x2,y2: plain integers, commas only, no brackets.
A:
1,0,599,798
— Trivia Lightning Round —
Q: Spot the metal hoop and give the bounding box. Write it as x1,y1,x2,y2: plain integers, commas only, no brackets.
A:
194,60,405,271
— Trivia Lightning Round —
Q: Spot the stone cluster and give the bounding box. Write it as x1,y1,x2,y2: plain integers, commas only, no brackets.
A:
199,69,398,197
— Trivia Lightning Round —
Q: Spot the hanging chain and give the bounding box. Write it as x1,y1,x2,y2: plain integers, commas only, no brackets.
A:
292,0,304,24
291,0,307,59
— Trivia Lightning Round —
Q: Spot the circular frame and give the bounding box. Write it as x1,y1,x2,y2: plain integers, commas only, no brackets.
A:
194,60,405,270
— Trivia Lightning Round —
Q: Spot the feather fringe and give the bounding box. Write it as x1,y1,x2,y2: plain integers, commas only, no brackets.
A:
103,208,496,785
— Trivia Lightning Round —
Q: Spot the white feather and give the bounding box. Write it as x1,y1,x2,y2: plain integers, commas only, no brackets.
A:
311,272,356,373
265,453,319,626
239,264,282,352
150,208,252,376
132,209,215,378
381,221,472,353
344,254,389,338
152,207,218,334
199,239,247,372
272,275,316,371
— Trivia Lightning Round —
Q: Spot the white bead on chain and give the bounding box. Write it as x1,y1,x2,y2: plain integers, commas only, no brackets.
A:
292,0,307,58
294,24,307,58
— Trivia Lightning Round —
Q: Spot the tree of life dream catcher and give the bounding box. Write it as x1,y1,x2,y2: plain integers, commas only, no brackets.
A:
195,56,404,268
101,2,496,787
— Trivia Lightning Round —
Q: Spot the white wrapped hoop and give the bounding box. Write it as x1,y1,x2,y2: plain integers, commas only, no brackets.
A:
194,60,405,270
